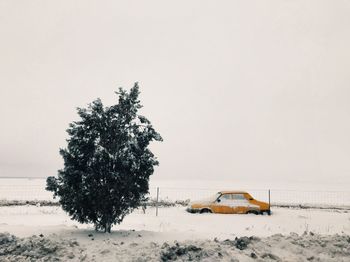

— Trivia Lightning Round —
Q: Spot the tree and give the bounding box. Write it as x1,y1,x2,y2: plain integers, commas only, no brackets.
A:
46,83,162,233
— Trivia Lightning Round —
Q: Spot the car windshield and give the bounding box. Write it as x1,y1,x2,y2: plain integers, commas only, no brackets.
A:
206,192,221,202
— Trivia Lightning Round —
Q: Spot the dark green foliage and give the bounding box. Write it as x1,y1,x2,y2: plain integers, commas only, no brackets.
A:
46,83,162,232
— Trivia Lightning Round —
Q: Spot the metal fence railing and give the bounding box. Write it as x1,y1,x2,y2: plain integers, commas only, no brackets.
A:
1,178,350,209
149,187,350,208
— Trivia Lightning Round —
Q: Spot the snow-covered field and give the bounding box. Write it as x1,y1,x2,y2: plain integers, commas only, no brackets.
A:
1,206,350,239
1,178,350,261
0,205,350,261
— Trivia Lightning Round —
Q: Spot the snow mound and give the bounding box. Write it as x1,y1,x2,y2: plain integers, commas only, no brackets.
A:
0,233,82,261
1,232,350,261
157,234,350,261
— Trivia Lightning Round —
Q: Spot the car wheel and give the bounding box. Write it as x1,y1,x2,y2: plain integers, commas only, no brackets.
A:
200,208,212,214
247,210,259,215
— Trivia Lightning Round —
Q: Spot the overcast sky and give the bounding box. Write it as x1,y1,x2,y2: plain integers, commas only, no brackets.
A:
0,0,349,184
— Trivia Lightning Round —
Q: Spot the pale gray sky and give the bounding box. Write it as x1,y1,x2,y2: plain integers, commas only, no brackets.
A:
0,0,349,184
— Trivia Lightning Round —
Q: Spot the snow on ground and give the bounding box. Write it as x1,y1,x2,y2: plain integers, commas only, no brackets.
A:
1,178,350,261
0,205,350,261
0,206,349,239
1,232,350,261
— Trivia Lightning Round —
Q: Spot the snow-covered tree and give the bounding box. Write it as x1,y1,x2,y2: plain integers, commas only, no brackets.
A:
46,83,162,232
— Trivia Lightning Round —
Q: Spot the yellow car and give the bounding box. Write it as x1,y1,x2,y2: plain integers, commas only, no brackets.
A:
186,191,271,215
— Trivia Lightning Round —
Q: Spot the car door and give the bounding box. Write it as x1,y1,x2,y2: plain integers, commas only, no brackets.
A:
231,193,251,213
211,193,235,214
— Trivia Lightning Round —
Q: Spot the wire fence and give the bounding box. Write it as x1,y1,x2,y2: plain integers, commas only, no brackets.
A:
151,187,350,209
1,178,350,209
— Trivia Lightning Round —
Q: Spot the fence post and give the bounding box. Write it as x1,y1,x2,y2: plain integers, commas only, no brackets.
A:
156,187,159,216
268,189,271,215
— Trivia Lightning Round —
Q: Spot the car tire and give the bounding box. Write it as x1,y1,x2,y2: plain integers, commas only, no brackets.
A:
200,208,212,214
247,210,259,215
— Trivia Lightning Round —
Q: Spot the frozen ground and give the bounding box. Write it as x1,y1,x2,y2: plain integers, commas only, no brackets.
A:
0,205,350,261
1,231,350,261
1,179,350,261
2,206,350,239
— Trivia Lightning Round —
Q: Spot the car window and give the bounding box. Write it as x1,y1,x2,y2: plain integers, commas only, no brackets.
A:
220,194,231,200
232,194,245,200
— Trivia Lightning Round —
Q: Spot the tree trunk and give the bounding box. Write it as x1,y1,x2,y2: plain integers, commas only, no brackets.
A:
105,222,112,233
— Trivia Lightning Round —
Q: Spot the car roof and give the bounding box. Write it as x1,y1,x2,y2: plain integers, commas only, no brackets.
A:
219,191,248,194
